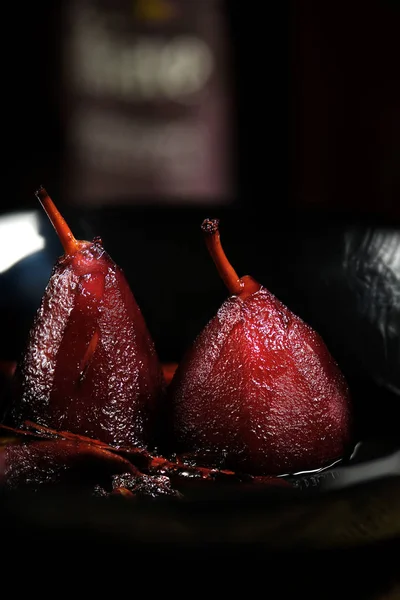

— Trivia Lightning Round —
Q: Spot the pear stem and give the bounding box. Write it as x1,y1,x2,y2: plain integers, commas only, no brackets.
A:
35,186,80,255
201,219,244,295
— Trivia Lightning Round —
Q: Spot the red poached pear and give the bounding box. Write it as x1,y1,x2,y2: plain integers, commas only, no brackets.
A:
167,218,352,475
6,187,165,448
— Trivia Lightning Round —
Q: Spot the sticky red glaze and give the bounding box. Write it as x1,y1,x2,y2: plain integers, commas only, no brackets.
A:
0,439,136,490
168,287,352,476
7,241,165,448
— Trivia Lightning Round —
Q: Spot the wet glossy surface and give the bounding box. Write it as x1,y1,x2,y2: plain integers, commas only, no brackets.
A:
0,439,135,490
168,286,352,475
4,240,165,448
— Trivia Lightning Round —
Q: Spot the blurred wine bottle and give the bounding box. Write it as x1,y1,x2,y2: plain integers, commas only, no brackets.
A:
60,0,234,206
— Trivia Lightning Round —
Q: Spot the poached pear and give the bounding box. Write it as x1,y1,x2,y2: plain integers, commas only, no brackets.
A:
6,187,165,448
168,218,352,475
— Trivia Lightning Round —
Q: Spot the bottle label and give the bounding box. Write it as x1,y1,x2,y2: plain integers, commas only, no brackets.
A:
62,0,233,205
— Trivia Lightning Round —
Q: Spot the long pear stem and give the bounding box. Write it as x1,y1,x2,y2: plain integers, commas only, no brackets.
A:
201,219,244,295
35,186,80,255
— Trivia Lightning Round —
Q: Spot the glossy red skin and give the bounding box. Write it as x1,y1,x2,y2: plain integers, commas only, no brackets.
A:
168,284,352,476
7,241,165,448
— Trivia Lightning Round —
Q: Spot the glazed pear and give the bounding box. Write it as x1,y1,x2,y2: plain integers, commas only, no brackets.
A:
6,187,165,447
168,219,352,475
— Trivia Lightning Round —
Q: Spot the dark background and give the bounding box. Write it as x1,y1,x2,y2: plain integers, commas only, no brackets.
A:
1,0,399,442
3,0,400,218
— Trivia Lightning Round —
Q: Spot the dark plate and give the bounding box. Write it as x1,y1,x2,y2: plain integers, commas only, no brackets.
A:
0,206,399,596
